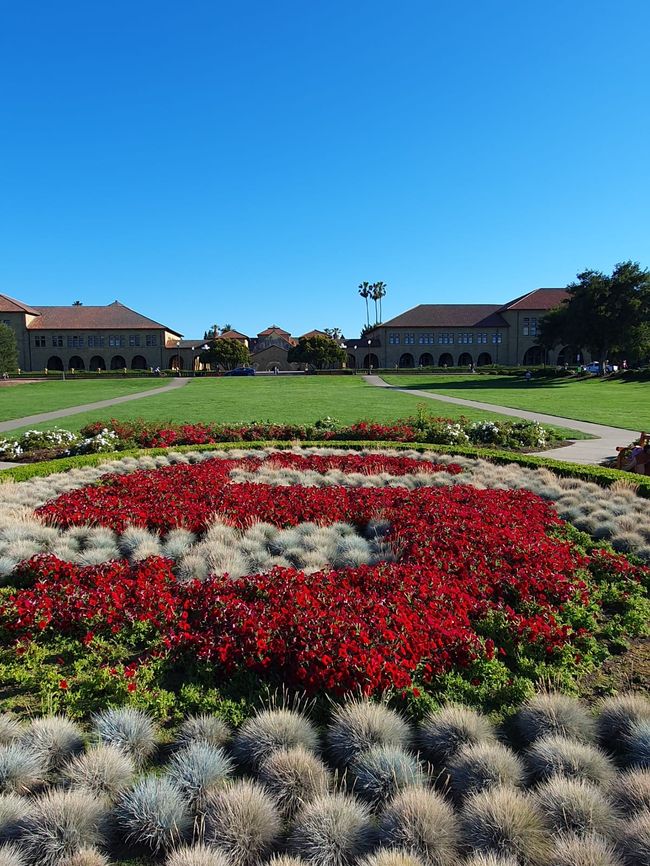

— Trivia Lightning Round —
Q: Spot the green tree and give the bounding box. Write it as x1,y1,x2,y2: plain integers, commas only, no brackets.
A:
0,324,19,374
358,282,372,328
288,334,346,370
200,337,250,370
538,261,650,364
323,327,344,340
371,281,387,323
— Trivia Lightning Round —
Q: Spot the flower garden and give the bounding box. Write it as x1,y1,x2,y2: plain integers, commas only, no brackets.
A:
0,441,648,865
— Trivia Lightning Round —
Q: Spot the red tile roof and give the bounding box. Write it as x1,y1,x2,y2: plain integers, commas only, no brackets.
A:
299,329,330,340
257,325,291,337
380,305,509,329
220,329,248,340
26,301,182,335
0,293,41,316
502,288,569,311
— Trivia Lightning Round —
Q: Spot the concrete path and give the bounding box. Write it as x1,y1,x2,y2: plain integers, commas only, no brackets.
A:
364,375,637,465
0,376,191,435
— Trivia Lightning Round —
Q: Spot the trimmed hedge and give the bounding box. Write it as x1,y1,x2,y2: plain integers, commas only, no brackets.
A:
2,440,650,497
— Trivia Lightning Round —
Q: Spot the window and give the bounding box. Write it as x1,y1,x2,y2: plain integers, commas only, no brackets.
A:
530,317,538,336
88,336,105,348
109,335,126,348
389,333,400,345
146,334,158,347
477,333,488,344
34,335,46,347
458,333,473,344
418,333,433,344
403,333,415,345
66,335,84,348
129,335,141,347
492,332,503,344
52,336,63,347
523,317,529,336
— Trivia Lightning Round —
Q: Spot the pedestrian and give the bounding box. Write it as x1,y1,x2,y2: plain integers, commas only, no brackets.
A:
525,370,532,384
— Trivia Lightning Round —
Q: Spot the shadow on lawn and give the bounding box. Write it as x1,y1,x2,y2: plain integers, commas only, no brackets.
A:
389,376,599,393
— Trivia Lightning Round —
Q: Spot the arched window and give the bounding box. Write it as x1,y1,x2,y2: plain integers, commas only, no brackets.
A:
68,355,85,370
362,353,379,369
46,355,64,371
90,355,106,371
398,353,415,368
419,353,434,367
522,346,546,366
346,354,356,369
110,355,127,370
477,352,492,367
438,352,453,368
169,355,184,370
458,352,473,367
131,355,147,370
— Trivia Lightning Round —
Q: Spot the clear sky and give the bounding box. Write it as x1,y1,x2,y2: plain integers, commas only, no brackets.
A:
1,1,649,339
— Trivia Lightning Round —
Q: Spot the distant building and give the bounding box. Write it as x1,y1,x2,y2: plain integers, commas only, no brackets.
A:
346,289,584,369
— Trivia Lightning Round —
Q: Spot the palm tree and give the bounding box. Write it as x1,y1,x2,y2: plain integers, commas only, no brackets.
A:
358,282,371,328
372,282,387,323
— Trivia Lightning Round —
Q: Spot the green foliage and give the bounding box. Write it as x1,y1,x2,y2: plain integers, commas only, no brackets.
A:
287,335,346,370
538,261,650,362
0,325,18,375
200,337,250,371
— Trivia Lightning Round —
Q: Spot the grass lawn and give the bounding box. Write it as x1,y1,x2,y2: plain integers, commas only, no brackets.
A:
0,378,167,423
6,376,588,439
383,373,650,431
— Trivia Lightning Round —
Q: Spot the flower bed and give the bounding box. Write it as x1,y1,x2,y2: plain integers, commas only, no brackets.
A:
0,450,647,718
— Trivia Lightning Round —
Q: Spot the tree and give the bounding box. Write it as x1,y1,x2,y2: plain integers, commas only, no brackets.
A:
358,282,372,328
200,337,250,370
0,324,19,374
72,300,82,306
538,261,650,364
323,327,344,340
371,281,387,323
288,334,346,370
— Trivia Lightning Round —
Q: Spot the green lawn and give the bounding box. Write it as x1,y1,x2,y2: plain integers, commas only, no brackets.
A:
0,378,167,423
383,374,650,431
5,376,587,440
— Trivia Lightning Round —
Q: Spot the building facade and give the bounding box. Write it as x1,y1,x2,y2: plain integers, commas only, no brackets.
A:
346,289,584,369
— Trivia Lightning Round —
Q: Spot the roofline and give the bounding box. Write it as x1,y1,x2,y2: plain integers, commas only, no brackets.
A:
0,293,41,316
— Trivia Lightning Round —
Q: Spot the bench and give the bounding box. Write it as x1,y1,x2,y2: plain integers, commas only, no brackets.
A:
616,431,650,470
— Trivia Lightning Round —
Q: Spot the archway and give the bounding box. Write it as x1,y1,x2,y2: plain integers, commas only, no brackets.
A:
346,354,356,369
398,353,415,368
419,353,434,367
556,346,579,367
169,355,184,370
522,346,546,366
90,355,106,371
110,355,127,370
131,355,147,370
477,352,492,367
46,356,64,371
68,356,85,371
362,353,379,369
458,352,473,368
438,353,453,368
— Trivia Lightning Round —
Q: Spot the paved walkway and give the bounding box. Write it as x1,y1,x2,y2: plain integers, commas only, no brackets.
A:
0,376,191,435
364,375,636,465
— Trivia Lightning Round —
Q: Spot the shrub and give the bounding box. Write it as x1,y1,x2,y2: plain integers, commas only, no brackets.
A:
533,777,618,838
93,708,157,766
327,701,411,767
176,714,231,750
114,776,192,853
349,746,425,808
358,852,426,866
596,694,650,759
166,742,233,811
258,747,331,820
0,794,28,842
0,846,25,866
166,845,230,866
510,694,596,748
524,735,615,786
377,786,459,865
417,705,496,768
463,855,519,866
618,811,650,866
609,768,650,815
62,745,135,802
551,833,624,866
20,716,85,776
0,719,22,748
288,792,373,866
231,709,320,771
203,780,281,866
19,790,106,866
622,720,650,769
0,745,44,794
448,742,524,802
60,848,111,866
267,857,309,866
460,786,549,865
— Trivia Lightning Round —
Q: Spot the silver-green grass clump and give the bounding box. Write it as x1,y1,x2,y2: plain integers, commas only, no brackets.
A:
165,742,233,811
18,789,106,866
258,747,332,820
510,693,596,747
533,776,619,838
202,780,281,866
63,744,135,802
288,792,374,866
92,707,157,767
524,735,615,786
417,705,496,768
115,776,192,854
327,701,411,767
377,785,460,866
349,746,426,808
231,708,320,771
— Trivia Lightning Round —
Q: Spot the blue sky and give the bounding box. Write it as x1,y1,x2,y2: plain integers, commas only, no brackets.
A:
1,1,648,339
